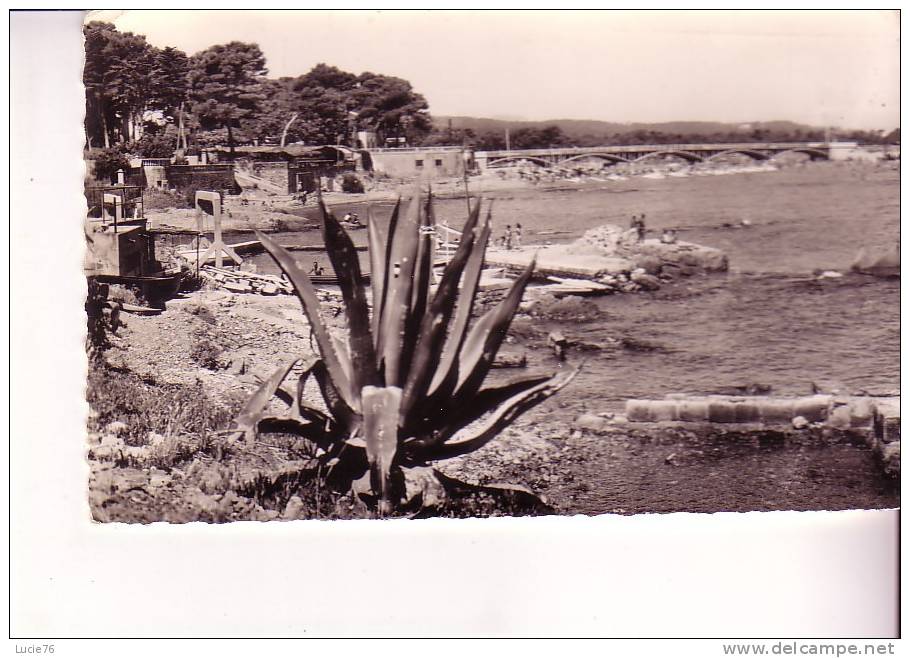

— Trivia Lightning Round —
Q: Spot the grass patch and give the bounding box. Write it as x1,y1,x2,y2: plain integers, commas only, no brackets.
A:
143,187,182,211
86,362,242,449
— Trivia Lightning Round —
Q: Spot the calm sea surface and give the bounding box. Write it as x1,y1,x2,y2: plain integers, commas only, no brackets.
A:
246,161,900,413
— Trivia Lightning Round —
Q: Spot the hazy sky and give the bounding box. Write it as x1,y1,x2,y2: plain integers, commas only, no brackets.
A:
94,9,899,130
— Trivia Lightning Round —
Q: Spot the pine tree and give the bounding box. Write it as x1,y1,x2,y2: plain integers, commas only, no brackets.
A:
187,42,267,157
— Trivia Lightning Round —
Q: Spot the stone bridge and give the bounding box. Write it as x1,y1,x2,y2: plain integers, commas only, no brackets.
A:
474,142,855,169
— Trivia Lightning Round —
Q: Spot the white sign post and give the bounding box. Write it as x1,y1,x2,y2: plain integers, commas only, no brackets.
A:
195,190,242,269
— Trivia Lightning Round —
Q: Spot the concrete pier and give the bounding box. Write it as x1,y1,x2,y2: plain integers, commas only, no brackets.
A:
485,245,634,279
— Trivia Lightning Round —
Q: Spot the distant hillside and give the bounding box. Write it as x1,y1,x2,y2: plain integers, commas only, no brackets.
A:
433,116,821,140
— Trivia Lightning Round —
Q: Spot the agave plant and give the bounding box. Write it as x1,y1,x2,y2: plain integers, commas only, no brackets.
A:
232,189,578,514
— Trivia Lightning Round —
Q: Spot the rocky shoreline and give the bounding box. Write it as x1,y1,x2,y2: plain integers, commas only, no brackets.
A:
87,274,899,522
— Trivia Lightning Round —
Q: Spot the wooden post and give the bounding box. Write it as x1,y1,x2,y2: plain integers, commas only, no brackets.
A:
102,193,122,233
195,190,242,269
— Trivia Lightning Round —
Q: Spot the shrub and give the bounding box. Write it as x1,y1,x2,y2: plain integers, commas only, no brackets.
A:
88,148,131,184
237,191,578,515
190,335,223,370
85,278,111,359
136,133,176,159
107,284,141,306
341,172,365,193
184,303,216,325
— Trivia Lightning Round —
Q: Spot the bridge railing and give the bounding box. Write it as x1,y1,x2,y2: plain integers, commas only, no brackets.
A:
368,145,467,153
476,142,834,158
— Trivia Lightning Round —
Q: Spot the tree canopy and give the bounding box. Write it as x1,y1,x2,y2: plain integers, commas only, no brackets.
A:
85,22,893,155
239,64,433,147
186,41,268,156
84,21,157,148
83,23,435,153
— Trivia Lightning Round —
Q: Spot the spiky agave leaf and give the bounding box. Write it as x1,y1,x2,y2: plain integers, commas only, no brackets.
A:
366,202,389,346
450,256,537,404
255,229,357,412
426,202,492,400
371,198,401,358
378,189,422,387
320,199,379,397
230,358,300,442
428,367,580,460
310,359,361,437
288,358,339,431
362,386,402,514
398,199,483,427
402,372,553,454
243,191,576,513
401,189,436,377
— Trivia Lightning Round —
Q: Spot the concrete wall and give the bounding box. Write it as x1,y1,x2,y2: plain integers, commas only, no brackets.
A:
368,149,466,179
143,165,167,189
84,223,153,278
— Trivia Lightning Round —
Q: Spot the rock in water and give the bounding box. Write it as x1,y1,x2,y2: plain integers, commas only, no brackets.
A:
632,253,663,275
574,413,611,433
851,244,900,277
631,271,661,291
792,415,810,430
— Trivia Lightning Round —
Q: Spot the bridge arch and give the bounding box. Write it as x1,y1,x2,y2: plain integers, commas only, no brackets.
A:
486,155,552,168
768,148,829,161
630,150,704,164
705,149,770,162
558,153,630,166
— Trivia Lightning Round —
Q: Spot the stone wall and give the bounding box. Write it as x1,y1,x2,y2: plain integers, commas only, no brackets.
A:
603,394,900,477
164,164,238,196
624,395,835,425
247,161,291,192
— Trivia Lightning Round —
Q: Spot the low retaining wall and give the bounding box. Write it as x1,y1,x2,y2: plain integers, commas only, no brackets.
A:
625,395,838,425
597,394,900,476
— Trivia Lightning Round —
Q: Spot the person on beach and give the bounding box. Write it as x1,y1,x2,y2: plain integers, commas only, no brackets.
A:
311,260,324,276
343,212,353,223
629,214,642,241
514,223,523,248
504,225,513,250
